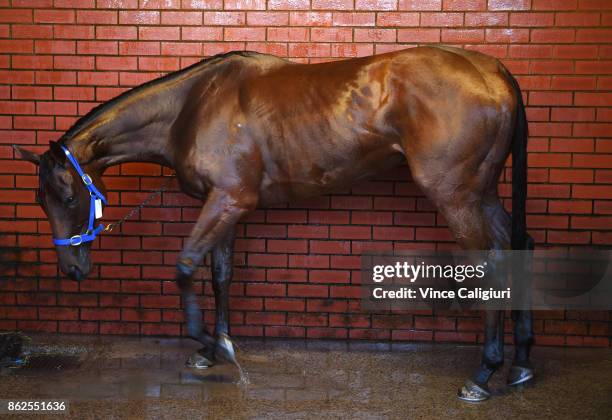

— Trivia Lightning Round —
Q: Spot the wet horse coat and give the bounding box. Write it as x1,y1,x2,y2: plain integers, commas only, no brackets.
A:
14,46,532,400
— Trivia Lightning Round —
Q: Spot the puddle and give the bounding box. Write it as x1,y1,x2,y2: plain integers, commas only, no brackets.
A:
21,354,82,372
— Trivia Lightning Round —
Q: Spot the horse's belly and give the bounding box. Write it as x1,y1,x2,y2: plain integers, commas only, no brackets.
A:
257,143,405,206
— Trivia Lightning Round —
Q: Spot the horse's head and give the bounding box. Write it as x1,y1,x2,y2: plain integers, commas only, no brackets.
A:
13,141,106,281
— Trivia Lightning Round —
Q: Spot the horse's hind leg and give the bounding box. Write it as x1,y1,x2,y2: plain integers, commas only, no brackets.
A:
433,198,512,401
508,233,535,386
211,230,237,363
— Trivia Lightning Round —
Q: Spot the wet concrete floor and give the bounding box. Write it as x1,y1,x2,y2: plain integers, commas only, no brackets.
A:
0,333,610,419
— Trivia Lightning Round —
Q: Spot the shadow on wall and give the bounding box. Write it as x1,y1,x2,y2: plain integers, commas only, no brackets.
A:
0,233,28,279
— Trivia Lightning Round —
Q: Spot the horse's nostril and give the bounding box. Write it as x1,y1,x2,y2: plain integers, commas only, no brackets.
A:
68,266,83,281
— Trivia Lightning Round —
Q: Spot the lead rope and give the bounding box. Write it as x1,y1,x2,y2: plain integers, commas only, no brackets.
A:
103,173,175,233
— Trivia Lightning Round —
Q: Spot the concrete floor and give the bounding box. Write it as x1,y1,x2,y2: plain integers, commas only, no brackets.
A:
0,334,610,419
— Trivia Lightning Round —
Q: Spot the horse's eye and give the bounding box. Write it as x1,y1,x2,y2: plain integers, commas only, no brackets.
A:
65,196,75,205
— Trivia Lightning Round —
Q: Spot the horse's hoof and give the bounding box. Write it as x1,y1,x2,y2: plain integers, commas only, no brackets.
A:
185,349,214,369
215,333,237,365
507,365,534,386
457,380,491,402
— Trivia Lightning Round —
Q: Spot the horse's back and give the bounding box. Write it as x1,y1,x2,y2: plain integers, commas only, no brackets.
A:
174,47,518,205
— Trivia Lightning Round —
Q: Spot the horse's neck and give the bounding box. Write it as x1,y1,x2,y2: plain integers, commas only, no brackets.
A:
64,101,177,173
63,64,212,172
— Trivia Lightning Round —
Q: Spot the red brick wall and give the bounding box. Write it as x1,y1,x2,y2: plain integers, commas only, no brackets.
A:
0,0,610,347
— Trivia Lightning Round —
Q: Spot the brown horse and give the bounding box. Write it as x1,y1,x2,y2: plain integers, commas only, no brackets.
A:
13,46,532,401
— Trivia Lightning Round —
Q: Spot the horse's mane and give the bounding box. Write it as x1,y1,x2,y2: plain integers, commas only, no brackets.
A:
60,50,257,142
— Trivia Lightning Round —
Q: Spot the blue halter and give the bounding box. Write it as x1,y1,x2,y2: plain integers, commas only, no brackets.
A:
53,145,108,247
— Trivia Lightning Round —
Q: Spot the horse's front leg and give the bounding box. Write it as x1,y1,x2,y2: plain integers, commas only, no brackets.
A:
176,188,255,368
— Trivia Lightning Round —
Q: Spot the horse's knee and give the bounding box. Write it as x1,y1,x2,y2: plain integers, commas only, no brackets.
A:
177,256,196,282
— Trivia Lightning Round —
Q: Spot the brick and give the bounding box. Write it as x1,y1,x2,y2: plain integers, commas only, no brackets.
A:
81,308,120,321
575,61,612,74
330,226,371,239
224,0,265,9
34,9,74,24
118,41,160,56
532,0,576,9
309,269,350,283
53,25,95,40
441,29,484,43
577,29,612,43
399,0,441,10
531,29,575,43
510,12,554,27
355,0,398,10
139,26,179,40
0,40,33,53
119,11,160,25
161,42,201,56
571,216,612,230
268,239,308,253
12,24,53,38
268,0,310,10
435,331,477,342
204,11,245,25
77,40,118,55
290,11,333,26
573,185,612,199
357,28,397,42
288,225,329,238
392,330,433,341
267,27,309,42
0,70,35,84
249,253,287,267
0,9,32,23
247,12,288,26
554,45,598,60
330,285,360,298
97,25,137,40
311,27,353,42
377,12,419,26
333,43,375,57
311,0,354,10
464,12,507,26
578,0,610,10
487,0,530,10
556,12,600,26
139,57,180,72
13,86,52,100
76,10,117,24
332,12,376,26
288,284,328,298
421,12,463,26
529,91,572,106
485,28,529,43
443,0,485,10
551,108,595,122
100,322,139,335
54,55,95,70
96,56,137,71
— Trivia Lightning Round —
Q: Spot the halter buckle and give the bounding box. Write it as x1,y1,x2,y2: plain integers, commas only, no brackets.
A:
82,174,93,186
69,235,83,246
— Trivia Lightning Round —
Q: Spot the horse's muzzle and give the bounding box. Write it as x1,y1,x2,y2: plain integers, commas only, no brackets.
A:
67,265,84,281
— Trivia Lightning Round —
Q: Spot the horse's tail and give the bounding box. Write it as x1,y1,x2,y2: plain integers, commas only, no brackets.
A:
508,73,528,251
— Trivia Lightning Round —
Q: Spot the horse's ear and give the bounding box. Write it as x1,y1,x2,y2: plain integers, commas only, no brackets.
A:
48,141,66,166
12,145,40,165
